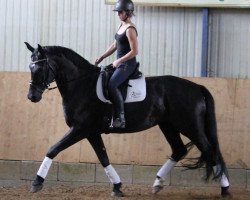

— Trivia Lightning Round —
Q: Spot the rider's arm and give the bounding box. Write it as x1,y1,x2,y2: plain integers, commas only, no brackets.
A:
102,40,117,58
95,41,117,65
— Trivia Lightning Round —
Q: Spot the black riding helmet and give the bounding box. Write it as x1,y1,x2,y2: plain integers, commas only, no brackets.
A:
113,0,134,12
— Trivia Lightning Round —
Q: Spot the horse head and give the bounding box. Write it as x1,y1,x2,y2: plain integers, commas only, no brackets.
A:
25,42,56,102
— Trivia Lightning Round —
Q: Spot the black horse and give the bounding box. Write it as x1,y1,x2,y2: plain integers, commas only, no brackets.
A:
25,42,230,198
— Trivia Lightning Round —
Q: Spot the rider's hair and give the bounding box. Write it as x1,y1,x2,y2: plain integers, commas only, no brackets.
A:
126,10,135,18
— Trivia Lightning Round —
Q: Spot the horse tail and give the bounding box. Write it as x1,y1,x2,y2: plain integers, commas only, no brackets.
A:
199,85,228,181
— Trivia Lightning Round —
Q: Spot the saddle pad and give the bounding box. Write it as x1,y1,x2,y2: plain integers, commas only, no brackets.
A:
96,73,146,104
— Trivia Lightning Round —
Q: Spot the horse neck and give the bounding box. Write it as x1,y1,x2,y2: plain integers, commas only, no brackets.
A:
53,56,100,99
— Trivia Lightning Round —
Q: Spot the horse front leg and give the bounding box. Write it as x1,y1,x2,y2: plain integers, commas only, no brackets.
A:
30,127,85,193
87,134,123,197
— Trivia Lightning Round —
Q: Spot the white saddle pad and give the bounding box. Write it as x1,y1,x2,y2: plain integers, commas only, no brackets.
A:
96,73,146,104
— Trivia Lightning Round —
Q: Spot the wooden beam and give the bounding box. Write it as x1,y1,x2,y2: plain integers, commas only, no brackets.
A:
106,0,250,8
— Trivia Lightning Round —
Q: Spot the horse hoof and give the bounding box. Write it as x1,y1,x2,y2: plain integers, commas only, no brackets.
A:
30,180,43,193
152,185,163,194
112,182,124,197
111,190,124,197
152,177,164,194
221,186,232,198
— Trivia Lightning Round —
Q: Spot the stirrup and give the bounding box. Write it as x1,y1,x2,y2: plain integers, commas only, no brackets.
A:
113,113,125,128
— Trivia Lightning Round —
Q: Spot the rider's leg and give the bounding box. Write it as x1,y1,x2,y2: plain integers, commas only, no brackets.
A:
108,63,135,128
109,87,125,128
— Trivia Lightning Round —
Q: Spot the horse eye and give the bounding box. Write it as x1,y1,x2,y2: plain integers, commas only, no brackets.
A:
31,54,36,61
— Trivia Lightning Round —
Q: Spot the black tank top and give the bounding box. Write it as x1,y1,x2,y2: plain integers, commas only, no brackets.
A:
115,26,137,62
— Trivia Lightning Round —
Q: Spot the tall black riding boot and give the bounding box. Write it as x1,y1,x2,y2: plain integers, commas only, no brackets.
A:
111,88,126,128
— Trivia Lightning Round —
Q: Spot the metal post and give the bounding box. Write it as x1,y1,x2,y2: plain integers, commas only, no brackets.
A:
201,8,209,77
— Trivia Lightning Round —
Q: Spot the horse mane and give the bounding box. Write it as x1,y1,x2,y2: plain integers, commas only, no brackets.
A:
43,46,94,70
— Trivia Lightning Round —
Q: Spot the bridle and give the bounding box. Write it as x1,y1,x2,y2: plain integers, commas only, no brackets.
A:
31,59,47,64
29,57,98,93
29,58,57,93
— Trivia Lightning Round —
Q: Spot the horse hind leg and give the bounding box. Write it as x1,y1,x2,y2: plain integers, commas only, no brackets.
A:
185,116,230,198
213,164,231,197
191,135,231,197
152,122,188,194
210,144,230,197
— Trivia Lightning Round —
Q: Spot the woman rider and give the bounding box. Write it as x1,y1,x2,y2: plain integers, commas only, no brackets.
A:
95,0,138,129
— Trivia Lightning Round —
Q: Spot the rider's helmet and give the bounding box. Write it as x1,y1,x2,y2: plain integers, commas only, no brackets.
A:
113,0,134,13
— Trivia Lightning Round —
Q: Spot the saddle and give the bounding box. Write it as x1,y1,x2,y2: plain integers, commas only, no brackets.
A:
101,63,142,100
96,63,146,104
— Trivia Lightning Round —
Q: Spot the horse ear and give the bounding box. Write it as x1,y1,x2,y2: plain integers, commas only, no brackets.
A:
37,44,45,57
37,44,43,52
24,42,34,52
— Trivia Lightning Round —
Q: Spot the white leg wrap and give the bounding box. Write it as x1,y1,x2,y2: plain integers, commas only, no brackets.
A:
104,165,121,184
220,173,230,187
213,165,230,187
37,157,53,179
152,159,176,194
157,159,177,180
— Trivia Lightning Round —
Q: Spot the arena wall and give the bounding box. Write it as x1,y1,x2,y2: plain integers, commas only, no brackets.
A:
0,72,249,188
0,72,249,167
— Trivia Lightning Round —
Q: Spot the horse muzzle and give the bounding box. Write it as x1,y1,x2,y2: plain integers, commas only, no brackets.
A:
27,86,43,103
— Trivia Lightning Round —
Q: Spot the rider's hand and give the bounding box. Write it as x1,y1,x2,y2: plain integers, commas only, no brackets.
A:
112,59,121,68
95,56,104,66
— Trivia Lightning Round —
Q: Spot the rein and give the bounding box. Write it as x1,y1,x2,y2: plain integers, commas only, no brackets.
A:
48,75,93,91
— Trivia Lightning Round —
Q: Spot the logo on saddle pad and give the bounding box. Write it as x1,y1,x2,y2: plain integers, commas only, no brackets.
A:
96,66,146,104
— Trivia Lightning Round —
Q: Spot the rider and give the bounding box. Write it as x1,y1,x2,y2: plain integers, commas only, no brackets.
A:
95,0,138,128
